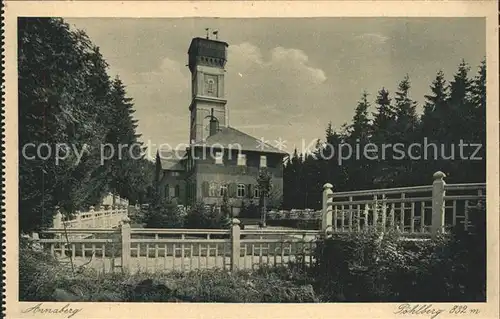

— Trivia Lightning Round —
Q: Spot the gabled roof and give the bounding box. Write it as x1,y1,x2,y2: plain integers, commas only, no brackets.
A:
192,126,287,155
157,149,186,171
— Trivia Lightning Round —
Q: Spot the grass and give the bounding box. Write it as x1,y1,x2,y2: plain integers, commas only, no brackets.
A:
21,240,320,303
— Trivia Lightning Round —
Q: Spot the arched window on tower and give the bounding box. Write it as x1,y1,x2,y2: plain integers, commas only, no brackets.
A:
207,78,215,95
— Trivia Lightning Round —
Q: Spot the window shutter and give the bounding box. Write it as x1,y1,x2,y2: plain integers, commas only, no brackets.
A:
202,181,209,197
247,184,253,198
229,183,237,198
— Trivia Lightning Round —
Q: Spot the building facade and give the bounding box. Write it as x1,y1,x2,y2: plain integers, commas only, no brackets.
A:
155,35,287,216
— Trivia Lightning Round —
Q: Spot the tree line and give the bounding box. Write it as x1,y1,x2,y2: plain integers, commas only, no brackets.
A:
18,18,155,233
283,60,486,210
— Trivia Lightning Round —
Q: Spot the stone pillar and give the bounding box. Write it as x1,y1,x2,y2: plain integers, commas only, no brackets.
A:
230,218,241,271
120,216,132,272
53,207,63,229
322,183,333,237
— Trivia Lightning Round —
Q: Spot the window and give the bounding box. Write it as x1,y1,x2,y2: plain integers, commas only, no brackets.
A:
171,171,180,177
165,184,170,198
237,184,246,198
220,184,228,197
254,187,260,198
237,153,246,166
260,155,267,168
209,182,218,197
207,79,215,94
215,151,223,165
175,185,180,197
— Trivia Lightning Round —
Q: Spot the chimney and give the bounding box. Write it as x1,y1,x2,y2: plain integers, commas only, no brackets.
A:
209,108,218,136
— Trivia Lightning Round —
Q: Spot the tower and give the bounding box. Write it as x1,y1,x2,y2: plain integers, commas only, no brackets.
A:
188,34,229,143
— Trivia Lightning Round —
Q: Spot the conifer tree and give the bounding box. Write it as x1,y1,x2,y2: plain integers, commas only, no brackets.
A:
421,70,449,139
445,61,474,182
279,61,486,209
344,91,373,190
18,18,155,232
468,59,486,182
371,87,396,187
386,75,419,186
372,87,395,143
448,60,473,142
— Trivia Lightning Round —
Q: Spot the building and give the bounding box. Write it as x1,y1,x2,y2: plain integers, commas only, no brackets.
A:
155,34,287,216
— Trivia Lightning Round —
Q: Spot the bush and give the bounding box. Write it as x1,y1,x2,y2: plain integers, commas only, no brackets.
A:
19,237,69,301
143,198,184,228
239,201,260,219
123,268,319,303
184,202,230,229
19,249,321,303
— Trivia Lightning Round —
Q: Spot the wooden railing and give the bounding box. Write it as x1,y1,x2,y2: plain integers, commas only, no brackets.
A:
34,171,485,274
267,209,322,221
35,221,319,274
35,228,122,273
238,227,319,270
321,171,486,238
52,205,129,231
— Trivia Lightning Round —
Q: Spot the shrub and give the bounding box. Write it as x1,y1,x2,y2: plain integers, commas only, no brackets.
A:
19,237,69,301
184,202,230,229
20,255,321,303
143,198,184,228
313,202,487,302
239,200,260,219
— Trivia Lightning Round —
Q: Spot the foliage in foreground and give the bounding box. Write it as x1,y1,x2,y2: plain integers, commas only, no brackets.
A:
19,244,318,303
313,202,486,302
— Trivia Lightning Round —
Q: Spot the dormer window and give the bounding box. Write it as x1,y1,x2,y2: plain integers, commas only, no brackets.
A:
237,153,246,166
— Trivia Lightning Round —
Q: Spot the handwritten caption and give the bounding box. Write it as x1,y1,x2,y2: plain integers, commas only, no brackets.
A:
395,304,481,319
21,303,83,318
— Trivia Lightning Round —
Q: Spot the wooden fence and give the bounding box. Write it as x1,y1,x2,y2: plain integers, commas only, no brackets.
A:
36,223,318,273
52,205,129,231
321,171,485,238
34,171,485,273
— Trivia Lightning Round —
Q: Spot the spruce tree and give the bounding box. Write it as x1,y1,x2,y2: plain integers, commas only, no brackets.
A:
371,87,396,187
446,60,474,182
344,91,373,190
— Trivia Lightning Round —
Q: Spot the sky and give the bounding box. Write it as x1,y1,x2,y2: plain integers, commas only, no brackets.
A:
65,18,485,158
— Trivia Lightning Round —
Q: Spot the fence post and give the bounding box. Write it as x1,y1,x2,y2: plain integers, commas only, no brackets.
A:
53,207,63,229
120,216,131,272
98,205,105,228
230,218,241,271
431,171,446,238
74,210,81,228
322,183,333,237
